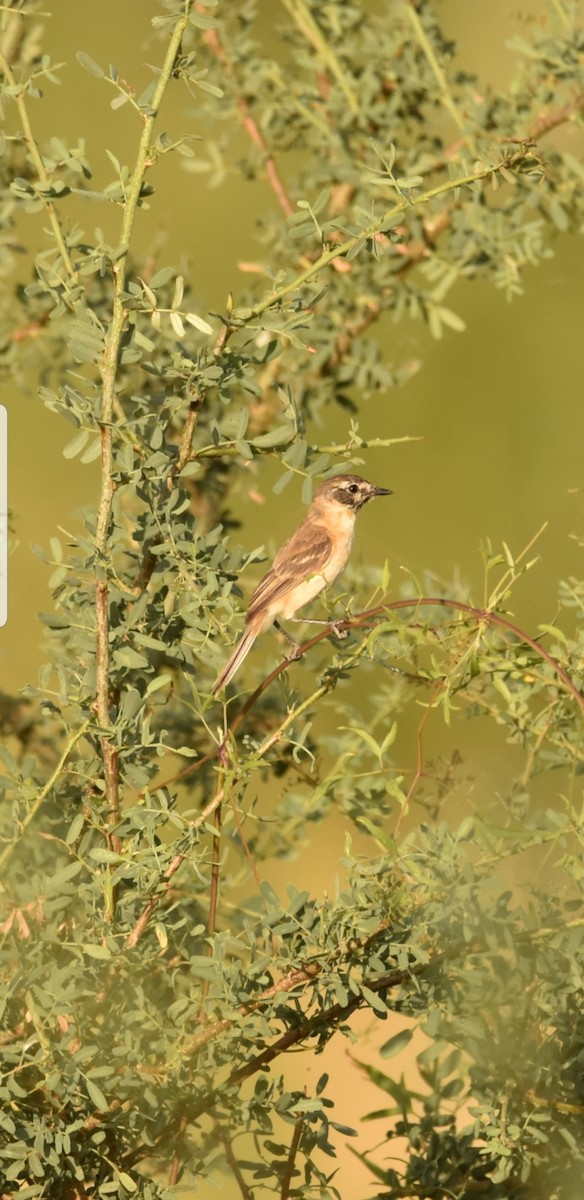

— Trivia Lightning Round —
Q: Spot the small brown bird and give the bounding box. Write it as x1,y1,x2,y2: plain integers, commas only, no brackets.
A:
212,474,392,694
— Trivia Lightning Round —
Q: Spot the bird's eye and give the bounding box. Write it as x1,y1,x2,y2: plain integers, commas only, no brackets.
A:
347,483,359,495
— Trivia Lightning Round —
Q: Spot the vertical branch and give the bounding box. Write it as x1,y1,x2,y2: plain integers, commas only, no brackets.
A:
202,22,294,218
280,0,359,116
174,395,202,478
126,775,226,949
0,50,77,282
207,799,222,938
167,1113,188,1188
406,4,477,155
219,1130,253,1200
95,1,193,839
280,1117,304,1200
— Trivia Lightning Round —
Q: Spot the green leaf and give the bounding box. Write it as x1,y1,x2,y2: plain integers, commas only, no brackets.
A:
380,1028,414,1058
89,848,126,864
82,943,112,960
65,813,85,844
85,1078,108,1110
149,266,174,288
184,311,213,334
117,1173,137,1193
252,425,294,449
63,429,90,459
37,612,70,629
76,51,104,77
49,536,63,562
360,985,387,1015
80,437,102,464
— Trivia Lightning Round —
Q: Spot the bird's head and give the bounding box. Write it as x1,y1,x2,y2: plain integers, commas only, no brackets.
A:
313,474,393,513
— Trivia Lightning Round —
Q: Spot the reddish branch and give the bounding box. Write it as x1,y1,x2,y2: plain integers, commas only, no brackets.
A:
201,21,294,218
280,1117,305,1200
529,93,584,141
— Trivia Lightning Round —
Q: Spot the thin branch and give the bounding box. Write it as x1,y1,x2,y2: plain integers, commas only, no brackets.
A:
192,433,418,461
121,904,579,1171
227,597,584,734
126,773,227,949
136,592,582,941
369,599,584,715
238,154,537,324
395,677,447,835
406,3,476,155
529,92,584,141
0,721,90,880
167,1113,188,1189
280,1118,304,1200
202,20,294,218
95,0,194,845
219,1131,254,1200
173,394,202,480
0,49,77,282
207,795,222,937
157,589,583,793
280,0,360,116
183,963,414,1126
122,959,417,1173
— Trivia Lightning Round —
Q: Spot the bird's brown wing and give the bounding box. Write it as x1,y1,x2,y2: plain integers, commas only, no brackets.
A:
247,523,333,619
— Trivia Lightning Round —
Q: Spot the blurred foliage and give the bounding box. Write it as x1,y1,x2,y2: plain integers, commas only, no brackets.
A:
1,0,584,1197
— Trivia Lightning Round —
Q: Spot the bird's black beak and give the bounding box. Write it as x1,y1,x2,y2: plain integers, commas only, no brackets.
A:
373,486,393,496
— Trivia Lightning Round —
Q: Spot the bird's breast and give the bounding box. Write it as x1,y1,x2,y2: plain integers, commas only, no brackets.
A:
277,510,355,620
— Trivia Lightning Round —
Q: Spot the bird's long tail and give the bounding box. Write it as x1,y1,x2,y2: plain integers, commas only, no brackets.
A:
212,624,259,695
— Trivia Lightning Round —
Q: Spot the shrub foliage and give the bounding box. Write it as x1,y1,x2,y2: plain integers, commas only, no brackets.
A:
1,1,583,1197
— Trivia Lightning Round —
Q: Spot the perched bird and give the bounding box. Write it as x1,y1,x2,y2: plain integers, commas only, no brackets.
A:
212,474,392,694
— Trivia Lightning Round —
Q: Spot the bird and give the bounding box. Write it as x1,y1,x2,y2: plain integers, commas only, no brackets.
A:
212,474,392,695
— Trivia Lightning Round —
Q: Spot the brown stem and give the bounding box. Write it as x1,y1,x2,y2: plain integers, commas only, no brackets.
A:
206,800,222,937
154,589,583,790
175,396,202,477
167,1113,188,1188
228,597,584,733
395,676,446,836
182,963,412,1127
0,49,76,280
280,1117,304,1200
126,775,226,948
202,21,294,217
123,958,417,1170
95,575,121,854
95,2,193,849
529,93,584,141
11,312,50,341
219,1131,253,1200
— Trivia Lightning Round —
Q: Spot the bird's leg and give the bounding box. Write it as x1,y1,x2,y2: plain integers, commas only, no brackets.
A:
286,617,330,625
286,616,350,639
274,620,303,660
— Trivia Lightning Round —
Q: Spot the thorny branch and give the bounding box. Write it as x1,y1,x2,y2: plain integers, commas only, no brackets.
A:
96,1,194,849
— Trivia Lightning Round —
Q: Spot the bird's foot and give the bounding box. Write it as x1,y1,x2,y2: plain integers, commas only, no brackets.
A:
284,643,304,662
274,619,303,659
327,619,350,639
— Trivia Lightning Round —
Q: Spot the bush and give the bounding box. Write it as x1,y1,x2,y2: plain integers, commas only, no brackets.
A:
1,2,583,1197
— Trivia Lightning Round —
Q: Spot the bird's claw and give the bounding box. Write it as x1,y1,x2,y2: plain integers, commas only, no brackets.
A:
284,643,304,662
328,619,349,639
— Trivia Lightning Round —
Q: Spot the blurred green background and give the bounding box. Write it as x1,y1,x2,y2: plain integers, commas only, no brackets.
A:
1,1,583,1193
